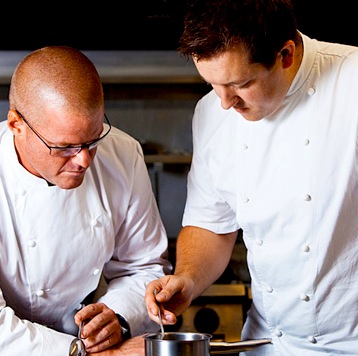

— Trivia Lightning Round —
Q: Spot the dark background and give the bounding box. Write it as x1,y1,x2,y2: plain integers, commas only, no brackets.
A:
0,0,356,51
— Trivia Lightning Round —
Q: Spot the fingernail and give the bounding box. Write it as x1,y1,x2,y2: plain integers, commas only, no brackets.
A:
165,314,176,323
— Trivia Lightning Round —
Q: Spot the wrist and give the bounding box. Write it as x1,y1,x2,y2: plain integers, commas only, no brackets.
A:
116,313,132,341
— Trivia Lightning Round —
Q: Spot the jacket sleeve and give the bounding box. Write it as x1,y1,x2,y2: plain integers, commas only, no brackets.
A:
0,290,75,356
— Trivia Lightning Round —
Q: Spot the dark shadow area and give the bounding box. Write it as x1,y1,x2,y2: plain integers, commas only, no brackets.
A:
0,0,356,50
0,1,186,50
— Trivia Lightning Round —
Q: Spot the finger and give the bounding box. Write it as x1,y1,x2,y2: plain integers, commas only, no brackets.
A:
74,303,101,325
145,282,164,316
153,276,189,303
161,310,177,325
146,297,176,325
145,277,178,307
82,310,118,338
84,318,121,351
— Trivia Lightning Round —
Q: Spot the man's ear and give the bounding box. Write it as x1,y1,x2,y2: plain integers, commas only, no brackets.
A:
280,40,295,69
7,109,23,134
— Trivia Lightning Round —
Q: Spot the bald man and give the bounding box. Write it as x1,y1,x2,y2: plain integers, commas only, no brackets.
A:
0,46,171,355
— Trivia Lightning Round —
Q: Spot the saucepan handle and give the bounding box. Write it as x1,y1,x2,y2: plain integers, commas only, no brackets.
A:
210,338,272,354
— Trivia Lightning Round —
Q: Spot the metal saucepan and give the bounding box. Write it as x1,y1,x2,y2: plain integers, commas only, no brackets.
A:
144,332,272,355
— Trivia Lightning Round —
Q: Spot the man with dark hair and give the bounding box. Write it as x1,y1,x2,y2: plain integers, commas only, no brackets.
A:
146,0,358,354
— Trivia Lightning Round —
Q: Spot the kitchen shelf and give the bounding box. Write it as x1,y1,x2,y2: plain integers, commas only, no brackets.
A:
201,283,247,297
0,50,201,85
144,154,192,164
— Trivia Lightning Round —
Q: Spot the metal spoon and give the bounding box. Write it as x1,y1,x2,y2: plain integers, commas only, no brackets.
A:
154,289,165,336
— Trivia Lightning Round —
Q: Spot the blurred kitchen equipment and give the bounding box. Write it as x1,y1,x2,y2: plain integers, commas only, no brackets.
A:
171,284,249,342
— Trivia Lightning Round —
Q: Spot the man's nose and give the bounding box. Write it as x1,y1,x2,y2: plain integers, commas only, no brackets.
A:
221,96,239,110
72,147,93,168
218,87,240,110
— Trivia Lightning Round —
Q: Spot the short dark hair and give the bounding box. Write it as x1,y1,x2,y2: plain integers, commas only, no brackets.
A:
177,0,299,68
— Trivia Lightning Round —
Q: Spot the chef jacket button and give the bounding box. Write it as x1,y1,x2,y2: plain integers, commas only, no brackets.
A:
303,138,310,146
266,286,273,293
27,240,37,247
242,197,250,203
255,239,263,246
274,329,282,337
302,244,310,252
299,293,309,301
242,144,248,151
93,268,100,275
36,289,45,297
76,303,84,311
307,335,317,343
304,194,312,201
307,87,315,96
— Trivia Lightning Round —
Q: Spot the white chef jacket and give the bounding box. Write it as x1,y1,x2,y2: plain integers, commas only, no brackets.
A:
182,34,358,355
0,122,172,356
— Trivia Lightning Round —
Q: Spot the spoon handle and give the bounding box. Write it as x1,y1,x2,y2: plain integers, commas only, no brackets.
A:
154,289,165,335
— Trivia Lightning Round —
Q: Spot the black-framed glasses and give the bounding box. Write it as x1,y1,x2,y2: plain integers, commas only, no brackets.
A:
16,110,112,158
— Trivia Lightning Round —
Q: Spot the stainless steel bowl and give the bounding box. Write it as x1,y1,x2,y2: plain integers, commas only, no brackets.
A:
144,332,212,356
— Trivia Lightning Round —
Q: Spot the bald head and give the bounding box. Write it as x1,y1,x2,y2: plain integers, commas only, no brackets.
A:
9,46,104,122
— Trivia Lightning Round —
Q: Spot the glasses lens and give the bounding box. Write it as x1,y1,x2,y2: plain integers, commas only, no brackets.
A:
50,147,81,157
49,118,111,157
88,138,105,151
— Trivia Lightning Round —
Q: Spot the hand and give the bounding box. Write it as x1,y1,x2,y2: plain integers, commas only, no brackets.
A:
88,336,145,356
145,275,195,326
74,302,121,353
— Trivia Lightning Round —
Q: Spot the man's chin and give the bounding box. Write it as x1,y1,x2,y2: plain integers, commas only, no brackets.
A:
54,176,85,190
